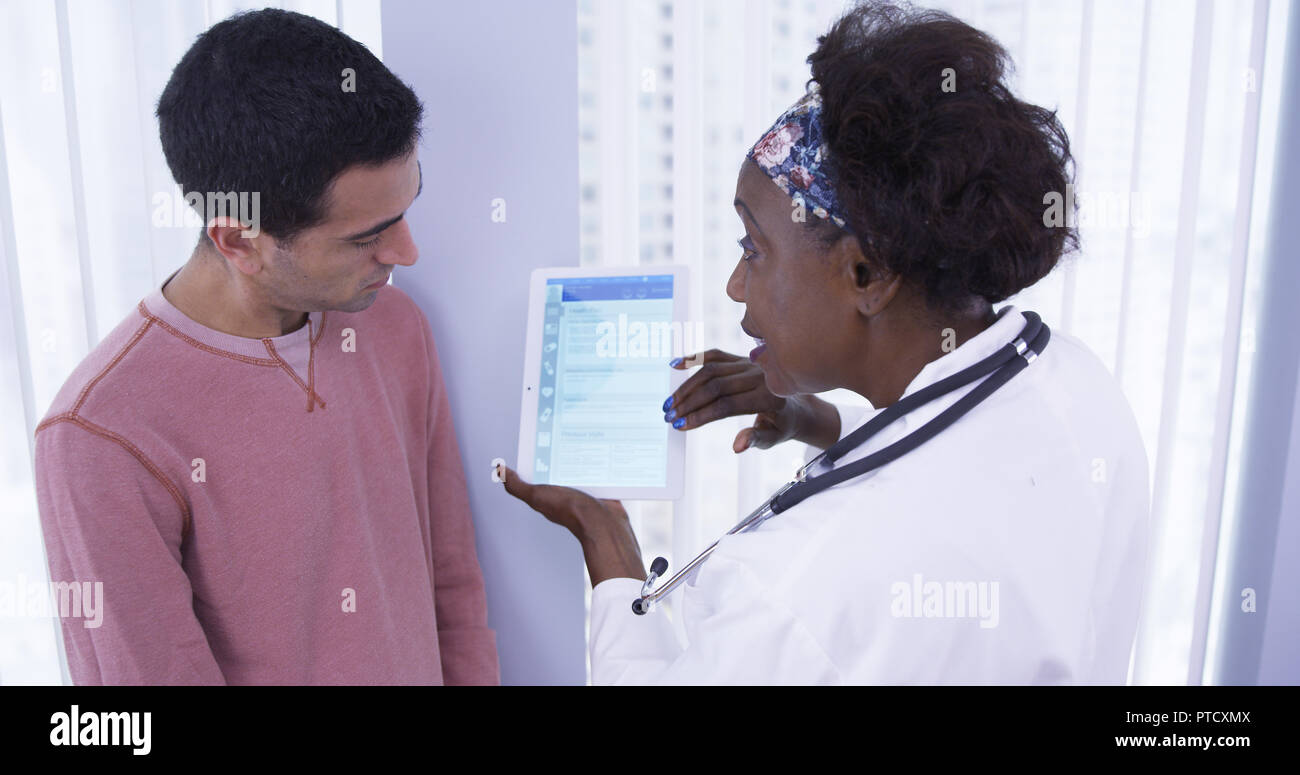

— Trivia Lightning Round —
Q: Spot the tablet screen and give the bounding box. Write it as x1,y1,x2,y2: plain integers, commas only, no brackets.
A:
531,274,675,487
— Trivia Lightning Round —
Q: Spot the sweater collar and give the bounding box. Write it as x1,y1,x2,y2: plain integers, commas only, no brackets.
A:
141,268,324,361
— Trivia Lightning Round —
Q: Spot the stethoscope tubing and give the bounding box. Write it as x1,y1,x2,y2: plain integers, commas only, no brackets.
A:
633,312,1050,615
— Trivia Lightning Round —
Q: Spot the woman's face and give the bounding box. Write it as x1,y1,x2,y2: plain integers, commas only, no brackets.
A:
727,158,864,397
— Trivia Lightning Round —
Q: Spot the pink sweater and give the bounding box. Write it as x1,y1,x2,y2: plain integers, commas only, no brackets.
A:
34,276,499,685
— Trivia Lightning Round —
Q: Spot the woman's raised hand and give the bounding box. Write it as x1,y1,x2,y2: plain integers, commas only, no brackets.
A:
663,349,841,452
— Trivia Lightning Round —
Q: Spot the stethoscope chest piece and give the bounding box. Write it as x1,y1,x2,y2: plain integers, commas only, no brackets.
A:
633,557,670,614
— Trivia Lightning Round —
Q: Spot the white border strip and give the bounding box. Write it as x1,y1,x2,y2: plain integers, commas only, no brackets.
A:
0,87,71,690
597,0,636,267
1059,0,1094,335
0,108,36,465
1189,0,1271,687
127,0,160,287
1137,0,1215,684
1112,0,1153,387
672,0,705,575
54,0,97,345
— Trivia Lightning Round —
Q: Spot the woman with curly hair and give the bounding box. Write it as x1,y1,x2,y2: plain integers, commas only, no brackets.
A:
502,1,1149,684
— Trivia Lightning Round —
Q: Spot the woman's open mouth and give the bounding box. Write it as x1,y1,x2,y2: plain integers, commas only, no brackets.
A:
742,320,767,362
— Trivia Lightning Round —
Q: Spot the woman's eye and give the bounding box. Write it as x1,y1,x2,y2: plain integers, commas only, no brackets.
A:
736,237,757,261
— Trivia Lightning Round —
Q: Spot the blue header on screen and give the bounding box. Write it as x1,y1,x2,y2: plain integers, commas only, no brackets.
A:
548,275,673,302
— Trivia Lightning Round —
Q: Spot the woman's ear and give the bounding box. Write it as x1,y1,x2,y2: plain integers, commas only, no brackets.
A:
832,234,901,317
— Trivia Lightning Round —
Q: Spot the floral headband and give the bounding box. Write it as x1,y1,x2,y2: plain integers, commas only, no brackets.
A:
745,89,851,233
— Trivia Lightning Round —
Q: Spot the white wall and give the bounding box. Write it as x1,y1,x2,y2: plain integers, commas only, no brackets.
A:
1258,353,1300,685
1213,0,1300,686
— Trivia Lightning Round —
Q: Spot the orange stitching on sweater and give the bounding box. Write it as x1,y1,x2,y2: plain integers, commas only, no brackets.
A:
304,312,327,413
262,339,326,411
137,300,281,366
311,311,328,347
71,316,156,415
35,411,77,435
306,324,317,413
36,414,193,539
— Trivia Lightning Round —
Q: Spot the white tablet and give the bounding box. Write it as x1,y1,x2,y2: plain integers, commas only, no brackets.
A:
517,265,690,500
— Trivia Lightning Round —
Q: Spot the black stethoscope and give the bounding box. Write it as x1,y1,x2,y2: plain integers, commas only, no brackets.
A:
633,311,1051,614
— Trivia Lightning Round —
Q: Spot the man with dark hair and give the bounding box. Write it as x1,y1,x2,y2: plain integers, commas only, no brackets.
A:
33,9,498,685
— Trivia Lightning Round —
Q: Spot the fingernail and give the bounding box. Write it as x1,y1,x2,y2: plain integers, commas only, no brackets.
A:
662,396,674,411
669,357,682,367
673,418,685,429
665,409,676,422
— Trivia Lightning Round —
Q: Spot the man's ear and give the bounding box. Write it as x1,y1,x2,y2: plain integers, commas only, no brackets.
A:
831,234,902,317
205,215,271,276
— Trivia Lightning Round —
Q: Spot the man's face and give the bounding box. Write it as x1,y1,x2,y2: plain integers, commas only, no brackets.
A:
260,151,422,314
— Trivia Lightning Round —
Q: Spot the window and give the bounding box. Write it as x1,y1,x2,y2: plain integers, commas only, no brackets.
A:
575,0,1290,686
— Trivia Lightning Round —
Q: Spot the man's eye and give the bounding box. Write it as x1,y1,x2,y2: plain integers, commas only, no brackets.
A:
353,234,382,249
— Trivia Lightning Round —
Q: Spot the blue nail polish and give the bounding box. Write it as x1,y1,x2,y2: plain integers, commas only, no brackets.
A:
663,396,674,411
665,409,676,421
673,417,685,429
669,357,683,367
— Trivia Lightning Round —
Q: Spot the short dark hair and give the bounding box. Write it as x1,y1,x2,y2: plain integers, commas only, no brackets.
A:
156,8,424,245
808,1,1077,311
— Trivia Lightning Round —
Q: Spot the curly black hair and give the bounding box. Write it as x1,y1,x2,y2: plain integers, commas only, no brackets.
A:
808,1,1077,312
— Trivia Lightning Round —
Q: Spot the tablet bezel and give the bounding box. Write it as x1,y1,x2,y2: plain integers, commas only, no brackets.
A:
517,265,690,501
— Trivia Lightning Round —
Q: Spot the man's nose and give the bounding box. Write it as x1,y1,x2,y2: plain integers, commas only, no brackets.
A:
378,219,418,267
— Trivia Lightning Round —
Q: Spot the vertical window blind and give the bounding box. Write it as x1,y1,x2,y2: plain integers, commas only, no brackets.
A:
575,0,1291,685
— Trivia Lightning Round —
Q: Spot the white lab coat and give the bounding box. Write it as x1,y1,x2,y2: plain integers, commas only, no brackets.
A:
589,306,1151,684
